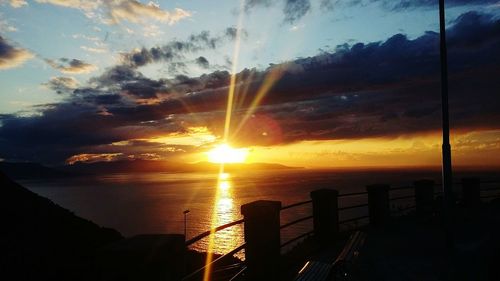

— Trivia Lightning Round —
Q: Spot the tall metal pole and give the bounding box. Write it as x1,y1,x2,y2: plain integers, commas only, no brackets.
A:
438,0,454,250
183,209,190,240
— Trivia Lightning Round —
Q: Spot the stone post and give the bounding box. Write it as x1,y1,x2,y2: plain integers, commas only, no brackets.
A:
241,200,281,280
310,189,339,243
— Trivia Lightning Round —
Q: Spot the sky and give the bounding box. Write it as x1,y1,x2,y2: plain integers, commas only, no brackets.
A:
0,0,500,168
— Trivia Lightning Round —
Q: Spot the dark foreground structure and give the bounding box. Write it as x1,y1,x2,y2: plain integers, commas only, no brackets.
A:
2,171,500,280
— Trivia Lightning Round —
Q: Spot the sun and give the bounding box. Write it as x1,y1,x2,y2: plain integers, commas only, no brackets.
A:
207,143,249,164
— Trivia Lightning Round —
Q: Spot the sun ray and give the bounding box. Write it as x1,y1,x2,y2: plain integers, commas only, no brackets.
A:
232,66,286,139
203,1,245,280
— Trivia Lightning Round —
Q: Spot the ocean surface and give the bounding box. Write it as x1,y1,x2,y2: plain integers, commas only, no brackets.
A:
20,168,500,256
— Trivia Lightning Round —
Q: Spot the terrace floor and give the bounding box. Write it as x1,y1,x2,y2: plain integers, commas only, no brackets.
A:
356,200,500,281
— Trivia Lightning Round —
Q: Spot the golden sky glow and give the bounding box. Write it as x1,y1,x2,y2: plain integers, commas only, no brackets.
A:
65,128,500,168
243,129,500,168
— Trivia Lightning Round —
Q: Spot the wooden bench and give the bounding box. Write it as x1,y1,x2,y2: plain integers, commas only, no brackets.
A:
295,231,367,281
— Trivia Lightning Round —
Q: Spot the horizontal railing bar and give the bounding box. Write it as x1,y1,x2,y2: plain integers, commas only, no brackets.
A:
391,205,416,212
338,191,368,197
212,263,245,273
481,195,500,199
481,187,500,191
281,200,312,210
338,203,369,211
182,243,246,280
480,180,500,184
339,215,369,224
390,195,415,201
185,218,244,246
229,266,247,281
280,215,313,229
280,230,314,248
390,186,413,191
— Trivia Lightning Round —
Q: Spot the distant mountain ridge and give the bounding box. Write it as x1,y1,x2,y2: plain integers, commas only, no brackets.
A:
0,162,71,179
62,159,300,174
0,160,300,179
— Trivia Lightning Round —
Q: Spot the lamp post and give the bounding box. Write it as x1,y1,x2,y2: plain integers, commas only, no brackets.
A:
438,0,454,250
183,209,190,240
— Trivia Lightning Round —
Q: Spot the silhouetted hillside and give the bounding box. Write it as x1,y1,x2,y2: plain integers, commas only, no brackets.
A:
0,172,123,281
0,162,71,179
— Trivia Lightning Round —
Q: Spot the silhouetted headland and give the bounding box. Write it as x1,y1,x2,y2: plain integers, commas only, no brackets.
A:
0,171,122,280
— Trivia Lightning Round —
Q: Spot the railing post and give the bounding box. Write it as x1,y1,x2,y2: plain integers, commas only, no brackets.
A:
366,184,390,227
310,189,339,243
241,200,281,280
461,177,480,207
414,180,435,219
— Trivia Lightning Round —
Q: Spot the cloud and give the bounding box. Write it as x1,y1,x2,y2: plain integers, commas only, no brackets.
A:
0,19,18,32
35,0,98,12
105,1,191,24
43,76,80,94
121,28,243,69
35,0,191,24
244,0,311,23
244,0,272,11
246,0,498,22
0,35,33,69
195,56,209,68
1,11,500,164
386,0,499,10
66,153,123,165
45,58,97,74
319,0,499,11
283,0,311,24
8,0,27,8
81,46,107,53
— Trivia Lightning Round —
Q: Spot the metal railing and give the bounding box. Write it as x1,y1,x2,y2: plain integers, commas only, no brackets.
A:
182,243,246,281
182,178,500,280
185,219,244,246
183,218,245,280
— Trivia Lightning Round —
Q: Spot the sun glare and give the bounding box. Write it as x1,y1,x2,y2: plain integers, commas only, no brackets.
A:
207,143,249,164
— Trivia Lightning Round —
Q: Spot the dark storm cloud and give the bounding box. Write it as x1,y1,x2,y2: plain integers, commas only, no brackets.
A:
1,11,500,163
89,65,168,99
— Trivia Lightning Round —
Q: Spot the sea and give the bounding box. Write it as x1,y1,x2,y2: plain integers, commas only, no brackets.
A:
20,168,500,257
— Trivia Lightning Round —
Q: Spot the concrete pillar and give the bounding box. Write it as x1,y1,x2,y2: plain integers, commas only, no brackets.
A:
241,200,281,280
366,184,390,227
414,179,435,219
462,177,481,207
310,189,339,243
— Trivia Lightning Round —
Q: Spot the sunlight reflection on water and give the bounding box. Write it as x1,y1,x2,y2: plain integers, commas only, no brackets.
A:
191,173,245,259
